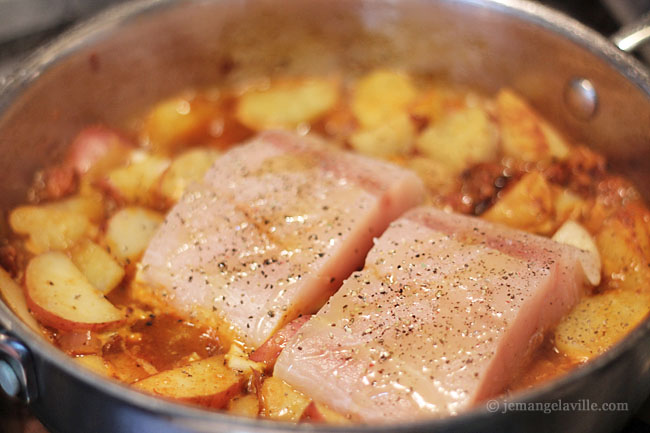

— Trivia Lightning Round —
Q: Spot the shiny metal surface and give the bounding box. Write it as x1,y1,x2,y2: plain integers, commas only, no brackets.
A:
0,0,649,432
564,77,599,120
0,332,36,404
612,12,650,52
0,360,20,398
0,0,128,43
604,1,650,62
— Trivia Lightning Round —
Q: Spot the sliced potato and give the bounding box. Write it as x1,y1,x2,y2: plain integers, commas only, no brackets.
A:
105,207,163,264
159,148,220,203
408,87,467,123
554,189,588,225
595,205,650,292
497,88,569,162
65,125,134,178
540,121,570,160
0,267,40,331
133,355,243,408
553,220,601,286
54,189,106,223
10,205,94,254
224,344,264,375
8,189,105,254
349,113,415,158
554,290,650,360
482,171,555,235
302,401,350,424
227,394,260,418
74,354,111,376
70,239,125,293
260,376,311,421
105,152,170,205
25,252,124,331
104,350,158,384
236,78,339,130
351,70,416,128
415,106,498,173
141,95,221,154
407,157,457,196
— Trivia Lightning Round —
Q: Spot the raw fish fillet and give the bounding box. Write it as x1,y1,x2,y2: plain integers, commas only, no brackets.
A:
139,131,424,347
275,206,595,421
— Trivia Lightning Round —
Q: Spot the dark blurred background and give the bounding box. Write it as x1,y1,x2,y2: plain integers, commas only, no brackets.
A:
0,0,649,432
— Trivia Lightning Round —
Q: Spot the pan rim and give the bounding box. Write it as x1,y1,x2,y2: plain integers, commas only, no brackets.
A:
0,0,649,431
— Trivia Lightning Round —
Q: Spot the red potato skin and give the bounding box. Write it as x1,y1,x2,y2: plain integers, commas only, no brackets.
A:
94,176,127,206
250,315,311,366
64,125,133,175
301,401,349,423
0,244,21,277
23,286,125,332
302,402,325,422
137,369,245,409
179,380,244,409
41,165,78,200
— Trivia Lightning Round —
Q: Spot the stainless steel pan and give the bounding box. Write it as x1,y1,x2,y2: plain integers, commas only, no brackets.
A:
0,1,649,432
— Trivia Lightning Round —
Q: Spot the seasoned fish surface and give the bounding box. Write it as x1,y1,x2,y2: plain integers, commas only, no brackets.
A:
139,131,424,347
275,207,593,421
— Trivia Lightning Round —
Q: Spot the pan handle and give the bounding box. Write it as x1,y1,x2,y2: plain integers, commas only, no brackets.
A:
611,12,650,52
0,331,36,404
